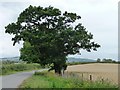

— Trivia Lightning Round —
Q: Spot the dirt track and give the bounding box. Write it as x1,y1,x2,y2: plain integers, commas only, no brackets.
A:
66,63,119,84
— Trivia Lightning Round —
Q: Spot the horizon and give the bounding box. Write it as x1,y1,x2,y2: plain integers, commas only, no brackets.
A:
0,55,118,61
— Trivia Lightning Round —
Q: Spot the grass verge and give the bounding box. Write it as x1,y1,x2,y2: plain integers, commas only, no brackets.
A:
19,71,118,89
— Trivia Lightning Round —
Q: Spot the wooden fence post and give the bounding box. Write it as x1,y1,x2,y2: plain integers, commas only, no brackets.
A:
82,73,83,80
102,78,104,84
90,75,92,81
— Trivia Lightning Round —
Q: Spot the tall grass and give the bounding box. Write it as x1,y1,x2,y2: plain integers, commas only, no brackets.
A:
19,72,118,89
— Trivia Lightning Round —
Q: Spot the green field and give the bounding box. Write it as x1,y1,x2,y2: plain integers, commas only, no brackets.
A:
19,71,118,89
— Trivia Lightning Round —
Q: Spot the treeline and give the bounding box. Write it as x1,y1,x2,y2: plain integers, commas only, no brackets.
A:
67,58,119,66
97,58,119,63
67,62,96,66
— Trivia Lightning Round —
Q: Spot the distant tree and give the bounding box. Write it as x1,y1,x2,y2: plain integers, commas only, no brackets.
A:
107,59,113,63
112,60,116,63
102,58,106,62
102,58,113,63
97,58,101,62
5,5,100,75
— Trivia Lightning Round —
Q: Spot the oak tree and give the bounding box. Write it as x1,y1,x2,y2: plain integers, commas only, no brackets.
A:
5,5,100,75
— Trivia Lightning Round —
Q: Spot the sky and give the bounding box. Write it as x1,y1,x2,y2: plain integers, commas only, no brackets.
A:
0,0,119,60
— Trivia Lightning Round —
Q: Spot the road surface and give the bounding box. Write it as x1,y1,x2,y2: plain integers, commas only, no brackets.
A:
1,69,48,89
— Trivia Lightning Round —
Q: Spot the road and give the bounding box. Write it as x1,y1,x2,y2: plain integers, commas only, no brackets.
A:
1,69,48,89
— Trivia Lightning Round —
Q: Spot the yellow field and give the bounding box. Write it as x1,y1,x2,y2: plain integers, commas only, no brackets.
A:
66,63,119,84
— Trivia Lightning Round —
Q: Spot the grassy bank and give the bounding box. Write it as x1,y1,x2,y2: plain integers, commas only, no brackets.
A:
1,63,41,75
19,72,118,89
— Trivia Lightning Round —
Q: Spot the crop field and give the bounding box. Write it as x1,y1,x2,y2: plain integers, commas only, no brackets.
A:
66,63,119,85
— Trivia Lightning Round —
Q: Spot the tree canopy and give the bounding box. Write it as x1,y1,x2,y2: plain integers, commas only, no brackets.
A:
5,5,100,75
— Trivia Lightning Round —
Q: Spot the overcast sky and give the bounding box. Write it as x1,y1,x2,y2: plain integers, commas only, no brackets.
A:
0,0,119,60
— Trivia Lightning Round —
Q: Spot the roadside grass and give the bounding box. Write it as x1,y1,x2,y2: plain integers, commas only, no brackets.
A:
0,63,41,75
19,71,118,89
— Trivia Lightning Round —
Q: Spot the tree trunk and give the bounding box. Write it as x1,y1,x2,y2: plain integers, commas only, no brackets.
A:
54,63,62,75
